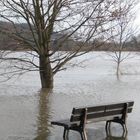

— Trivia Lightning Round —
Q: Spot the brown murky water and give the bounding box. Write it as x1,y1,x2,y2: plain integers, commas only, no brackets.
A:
0,52,140,140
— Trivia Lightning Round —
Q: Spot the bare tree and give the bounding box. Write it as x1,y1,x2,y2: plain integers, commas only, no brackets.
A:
0,0,136,88
106,0,137,76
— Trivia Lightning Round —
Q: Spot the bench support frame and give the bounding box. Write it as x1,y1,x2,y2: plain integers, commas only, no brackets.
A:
105,103,128,135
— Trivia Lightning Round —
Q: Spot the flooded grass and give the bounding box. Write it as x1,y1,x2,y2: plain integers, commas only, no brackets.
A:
0,52,140,140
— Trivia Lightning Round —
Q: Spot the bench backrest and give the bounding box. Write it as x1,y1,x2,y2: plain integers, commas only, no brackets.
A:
70,101,134,122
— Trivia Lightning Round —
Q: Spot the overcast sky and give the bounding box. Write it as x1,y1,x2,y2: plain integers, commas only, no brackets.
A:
133,3,140,26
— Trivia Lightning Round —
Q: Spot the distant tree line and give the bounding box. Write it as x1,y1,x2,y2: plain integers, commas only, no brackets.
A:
0,21,139,52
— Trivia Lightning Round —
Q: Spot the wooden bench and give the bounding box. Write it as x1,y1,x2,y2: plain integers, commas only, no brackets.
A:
51,101,134,140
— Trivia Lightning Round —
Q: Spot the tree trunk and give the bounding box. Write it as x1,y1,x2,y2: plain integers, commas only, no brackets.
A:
39,55,53,88
116,51,121,76
116,61,121,77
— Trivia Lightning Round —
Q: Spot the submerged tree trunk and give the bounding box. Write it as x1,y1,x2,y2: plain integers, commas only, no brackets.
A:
116,50,122,76
39,55,53,88
116,61,121,79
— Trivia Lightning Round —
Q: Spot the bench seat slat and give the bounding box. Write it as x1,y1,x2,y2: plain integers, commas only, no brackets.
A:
51,119,79,128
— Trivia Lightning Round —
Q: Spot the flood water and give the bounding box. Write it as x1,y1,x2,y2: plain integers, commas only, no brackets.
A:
0,52,140,140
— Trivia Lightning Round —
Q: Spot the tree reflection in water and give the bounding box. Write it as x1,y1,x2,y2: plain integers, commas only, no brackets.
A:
33,88,129,140
34,89,52,140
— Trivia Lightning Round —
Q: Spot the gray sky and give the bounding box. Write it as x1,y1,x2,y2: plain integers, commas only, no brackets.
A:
133,3,140,26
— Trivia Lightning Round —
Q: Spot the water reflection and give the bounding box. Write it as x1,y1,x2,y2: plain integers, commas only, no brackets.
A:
34,89,52,140
105,130,127,140
106,135,127,140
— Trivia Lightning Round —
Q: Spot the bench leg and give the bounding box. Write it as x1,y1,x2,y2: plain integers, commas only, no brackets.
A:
105,121,111,135
122,125,128,137
122,124,125,132
124,124,128,133
63,127,69,140
83,129,87,140
105,121,108,134
80,129,87,140
121,123,128,134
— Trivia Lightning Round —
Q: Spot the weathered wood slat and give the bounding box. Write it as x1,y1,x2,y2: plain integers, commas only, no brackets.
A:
70,108,132,122
72,101,134,115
